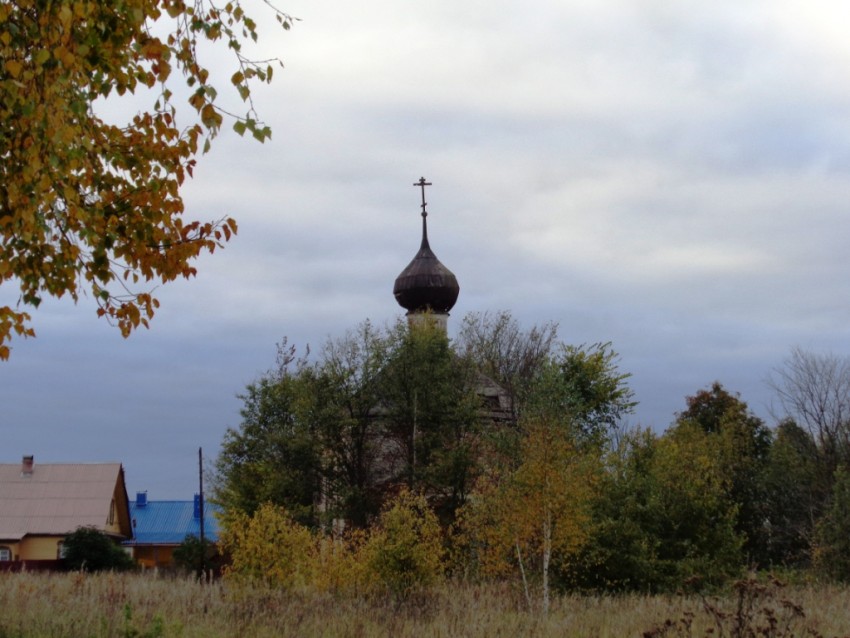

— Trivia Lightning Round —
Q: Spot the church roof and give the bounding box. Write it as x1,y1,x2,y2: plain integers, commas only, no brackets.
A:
393,178,459,314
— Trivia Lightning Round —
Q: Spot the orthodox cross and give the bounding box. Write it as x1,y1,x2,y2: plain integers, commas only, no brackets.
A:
414,177,432,218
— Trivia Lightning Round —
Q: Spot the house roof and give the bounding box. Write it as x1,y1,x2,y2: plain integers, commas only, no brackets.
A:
124,499,221,546
0,462,128,539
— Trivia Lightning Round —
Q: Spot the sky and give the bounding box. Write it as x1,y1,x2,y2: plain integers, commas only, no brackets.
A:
3,0,850,499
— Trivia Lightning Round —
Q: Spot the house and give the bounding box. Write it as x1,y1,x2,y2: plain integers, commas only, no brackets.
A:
123,492,221,569
0,456,132,569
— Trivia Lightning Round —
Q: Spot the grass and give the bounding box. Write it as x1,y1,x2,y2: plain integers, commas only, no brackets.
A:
3,572,850,637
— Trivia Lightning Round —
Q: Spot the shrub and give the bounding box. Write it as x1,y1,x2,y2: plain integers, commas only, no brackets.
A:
63,526,135,572
219,503,313,588
643,575,810,638
363,490,445,598
172,534,224,577
309,530,369,594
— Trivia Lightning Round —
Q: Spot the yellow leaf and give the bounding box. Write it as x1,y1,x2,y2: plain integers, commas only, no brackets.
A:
5,60,22,78
58,5,73,28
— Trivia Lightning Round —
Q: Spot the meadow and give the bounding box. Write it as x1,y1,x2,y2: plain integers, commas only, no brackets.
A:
3,572,850,637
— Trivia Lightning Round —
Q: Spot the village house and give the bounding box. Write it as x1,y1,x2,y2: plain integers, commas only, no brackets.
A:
0,456,132,569
123,491,221,569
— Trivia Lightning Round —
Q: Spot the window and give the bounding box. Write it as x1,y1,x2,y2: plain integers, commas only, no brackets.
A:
57,541,67,559
0,547,11,561
107,499,115,525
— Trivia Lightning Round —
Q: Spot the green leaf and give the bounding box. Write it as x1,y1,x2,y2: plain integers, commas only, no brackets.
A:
34,49,50,66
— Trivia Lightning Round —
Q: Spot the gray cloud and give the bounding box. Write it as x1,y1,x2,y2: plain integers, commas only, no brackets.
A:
3,0,850,497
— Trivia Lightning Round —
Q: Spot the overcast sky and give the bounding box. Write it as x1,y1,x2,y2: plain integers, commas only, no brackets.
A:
3,0,850,499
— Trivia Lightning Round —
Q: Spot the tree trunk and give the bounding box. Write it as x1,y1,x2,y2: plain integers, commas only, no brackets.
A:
542,509,552,615
515,540,532,612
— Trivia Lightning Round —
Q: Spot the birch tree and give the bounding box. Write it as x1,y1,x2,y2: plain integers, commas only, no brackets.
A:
0,0,291,356
466,419,597,613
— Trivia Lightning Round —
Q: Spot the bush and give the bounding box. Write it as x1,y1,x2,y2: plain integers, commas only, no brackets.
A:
220,503,313,588
364,490,445,598
172,534,224,577
63,526,135,572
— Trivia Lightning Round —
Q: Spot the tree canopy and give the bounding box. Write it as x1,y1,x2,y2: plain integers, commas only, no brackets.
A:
213,314,637,533
0,0,291,357
213,320,483,527
211,338,850,594
769,347,850,472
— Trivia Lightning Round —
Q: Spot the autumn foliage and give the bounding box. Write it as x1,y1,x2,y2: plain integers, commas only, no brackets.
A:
220,503,314,589
0,0,292,357
220,491,445,598
458,419,598,612
212,317,850,602
363,490,445,597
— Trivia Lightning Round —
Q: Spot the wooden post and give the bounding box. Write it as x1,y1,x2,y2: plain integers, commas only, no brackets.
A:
199,447,205,577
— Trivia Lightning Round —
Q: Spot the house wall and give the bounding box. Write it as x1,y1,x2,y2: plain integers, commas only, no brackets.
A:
132,545,176,569
17,536,63,561
110,476,132,538
0,540,20,561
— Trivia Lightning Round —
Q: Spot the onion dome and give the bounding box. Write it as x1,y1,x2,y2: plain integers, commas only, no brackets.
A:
393,178,460,314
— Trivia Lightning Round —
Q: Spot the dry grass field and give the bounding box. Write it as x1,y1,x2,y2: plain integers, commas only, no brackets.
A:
2,571,850,637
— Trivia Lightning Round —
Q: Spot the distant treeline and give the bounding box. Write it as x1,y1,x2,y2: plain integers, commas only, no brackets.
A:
211,313,850,601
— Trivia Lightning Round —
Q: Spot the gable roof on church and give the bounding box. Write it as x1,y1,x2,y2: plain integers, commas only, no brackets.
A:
0,459,132,540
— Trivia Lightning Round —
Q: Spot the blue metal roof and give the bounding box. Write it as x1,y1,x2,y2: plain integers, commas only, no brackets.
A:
124,497,221,545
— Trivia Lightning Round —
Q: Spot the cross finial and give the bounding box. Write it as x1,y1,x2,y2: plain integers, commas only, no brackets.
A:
414,177,432,218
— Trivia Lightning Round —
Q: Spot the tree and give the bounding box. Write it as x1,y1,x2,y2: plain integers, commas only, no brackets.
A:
762,420,823,567
769,347,850,473
62,526,135,572
813,467,850,582
220,502,314,588
214,315,637,535
379,320,481,521
458,312,637,446
213,341,322,526
463,418,598,612
363,490,445,599
308,320,392,527
172,534,224,577
456,310,559,420
524,342,637,446
213,321,483,528
674,382,772,565
644,423,744,587
562,425,743,593
0,0,292,357
560,428,665,593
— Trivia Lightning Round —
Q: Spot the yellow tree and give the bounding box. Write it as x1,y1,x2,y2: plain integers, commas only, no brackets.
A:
467,419,598,613
220,502,313,588
0,0,292,357
364,489,445,599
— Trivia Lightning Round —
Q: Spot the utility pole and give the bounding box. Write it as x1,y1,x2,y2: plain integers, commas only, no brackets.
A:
198,447,205,577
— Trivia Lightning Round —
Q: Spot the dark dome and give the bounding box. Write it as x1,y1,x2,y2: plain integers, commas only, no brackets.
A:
393,214,459,314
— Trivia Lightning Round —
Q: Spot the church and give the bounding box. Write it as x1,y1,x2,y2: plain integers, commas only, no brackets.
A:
392,177,512,424
393,177,461,333
219,177,517,529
